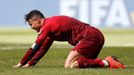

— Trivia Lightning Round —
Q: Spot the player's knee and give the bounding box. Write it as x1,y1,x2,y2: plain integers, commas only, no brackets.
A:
64,63,70,68
64,61,79,68
70,61,79,68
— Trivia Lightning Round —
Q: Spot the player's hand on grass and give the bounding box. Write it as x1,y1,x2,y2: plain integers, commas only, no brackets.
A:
12,63,22,68
22,64,30,68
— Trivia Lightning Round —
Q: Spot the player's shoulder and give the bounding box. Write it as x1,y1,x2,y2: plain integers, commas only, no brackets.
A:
45,15,69,24
51,15,70,18
49,15,71,20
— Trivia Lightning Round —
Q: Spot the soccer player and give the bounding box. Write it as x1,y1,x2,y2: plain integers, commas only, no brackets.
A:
13,10,125,69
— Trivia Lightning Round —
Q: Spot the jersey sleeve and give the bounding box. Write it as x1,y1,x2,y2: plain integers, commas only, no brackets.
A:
20,37,54,66
27,37,54,66
36,27,49,45
31,24,51,51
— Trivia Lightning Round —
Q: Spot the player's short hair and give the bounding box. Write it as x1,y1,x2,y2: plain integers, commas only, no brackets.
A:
25,10,45,22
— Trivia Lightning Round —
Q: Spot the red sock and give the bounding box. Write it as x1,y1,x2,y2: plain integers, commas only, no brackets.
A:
77,56,104,68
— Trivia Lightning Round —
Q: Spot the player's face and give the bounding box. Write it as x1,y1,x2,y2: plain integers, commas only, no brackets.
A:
28,18,41,32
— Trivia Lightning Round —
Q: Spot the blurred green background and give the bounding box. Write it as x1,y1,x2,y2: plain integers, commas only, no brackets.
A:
0,28,134,47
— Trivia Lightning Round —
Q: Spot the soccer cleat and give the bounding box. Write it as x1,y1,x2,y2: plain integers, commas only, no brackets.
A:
105,56,125,69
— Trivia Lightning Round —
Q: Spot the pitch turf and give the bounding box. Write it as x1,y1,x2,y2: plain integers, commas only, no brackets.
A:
0,28,134,75
0,44,134,75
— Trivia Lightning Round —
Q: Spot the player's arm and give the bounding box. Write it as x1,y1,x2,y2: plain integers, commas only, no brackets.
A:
13,25,50,67
26,37,54,66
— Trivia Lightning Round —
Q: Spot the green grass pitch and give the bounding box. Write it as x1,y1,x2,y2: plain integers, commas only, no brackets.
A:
0,28,134,75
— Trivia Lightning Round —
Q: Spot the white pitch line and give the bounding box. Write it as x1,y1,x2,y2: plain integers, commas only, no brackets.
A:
125,65,134,67
0,46,27,50
1,43,134,50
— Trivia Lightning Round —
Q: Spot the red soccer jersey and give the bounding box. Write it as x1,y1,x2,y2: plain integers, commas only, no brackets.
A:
35,16,91,46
